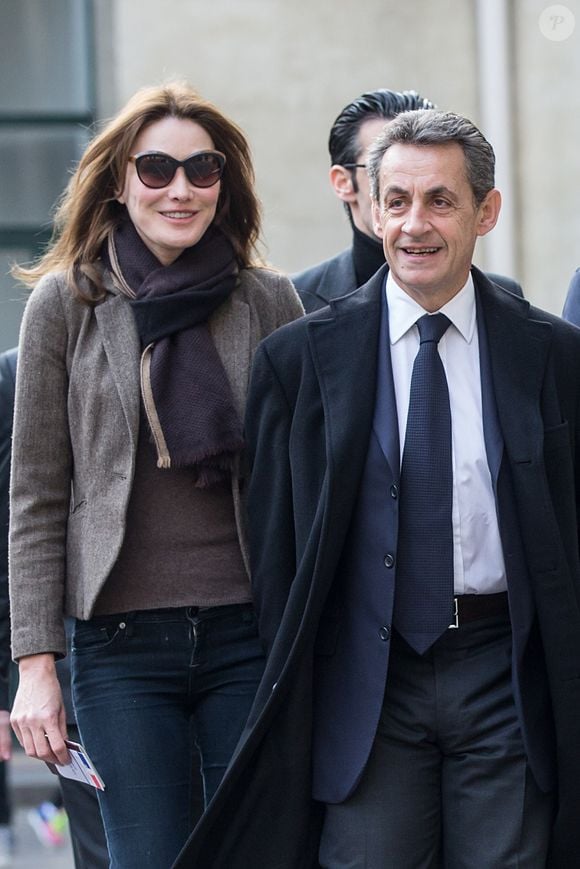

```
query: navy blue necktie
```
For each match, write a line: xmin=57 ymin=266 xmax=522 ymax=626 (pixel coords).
xmin=393 ymin=312 xmax=454 ymax=654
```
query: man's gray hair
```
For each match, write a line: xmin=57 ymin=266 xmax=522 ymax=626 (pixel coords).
xmin=367 ymin=110 xmax=495 ymax=206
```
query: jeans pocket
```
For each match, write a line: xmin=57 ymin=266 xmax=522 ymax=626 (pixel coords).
xmin=72 ymin=615 xmax=127 ymax=655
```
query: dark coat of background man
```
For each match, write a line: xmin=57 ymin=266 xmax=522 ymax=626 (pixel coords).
xmin=174 ymin=111 xmax=580 ymax=869
xmin=292 ymin=88 xmax=523 ymax=311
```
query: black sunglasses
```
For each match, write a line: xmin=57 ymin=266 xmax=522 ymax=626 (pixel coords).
xmin=128 ymin=150 xmax=226 ymax=189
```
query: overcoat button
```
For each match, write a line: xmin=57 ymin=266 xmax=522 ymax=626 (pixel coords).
xmin=390 ymin=484 xmax=399 ymax=499
xmin=383 ymin=553 xmax=394 ymax=568
xmin=379 ymin=626 xmax=391 ymax=641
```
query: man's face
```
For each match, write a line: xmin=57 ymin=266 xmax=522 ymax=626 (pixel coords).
xmin=330 ymin=117 xmax=387 ymax=239
xmin=350 ymin=118 xmax=388 ymax=236
xmin=372 ymin=142 xmax=500 ymax=311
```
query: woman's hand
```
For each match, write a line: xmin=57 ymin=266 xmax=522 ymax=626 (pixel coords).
xmin=10 ymin=653 xmax=70 ymax=765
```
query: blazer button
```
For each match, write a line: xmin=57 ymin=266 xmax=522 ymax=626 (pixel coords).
xmin=379 ymin=625 xmax=391 ymax=642
xmin=383 ymin=553 xmax=394 ymax=568
xmin=390 ymin=484 xmax=399 ymax=499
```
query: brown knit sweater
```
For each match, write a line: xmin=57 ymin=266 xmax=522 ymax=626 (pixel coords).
xmin=93 ymin=416 xmax=250 ymax=615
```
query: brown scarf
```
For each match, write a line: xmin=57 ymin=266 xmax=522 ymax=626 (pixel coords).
xmin=104 ymin=219 xmax=244 ymax=488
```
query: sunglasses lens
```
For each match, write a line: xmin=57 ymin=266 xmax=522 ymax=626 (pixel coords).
xmin=184 ymin=153 xmax=224 ymax=188
xmin=136 ymin=154 xmax=176 ymax=188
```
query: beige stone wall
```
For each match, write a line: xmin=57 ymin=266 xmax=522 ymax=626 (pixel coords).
xmin=514 ymin=0 xmax=580 ymax=311
xmin=97 ymin=0 xmax=580 ymax=312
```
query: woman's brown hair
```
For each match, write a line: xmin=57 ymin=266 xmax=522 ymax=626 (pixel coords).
xmin=13 ymin=82 xmax=263 ymax=300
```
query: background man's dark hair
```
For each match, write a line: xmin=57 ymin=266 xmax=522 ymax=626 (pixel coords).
xmin=328 ymin=89 xmax=437 ymax=168
xmin=367 ymin=109 xmax=496 ymax=206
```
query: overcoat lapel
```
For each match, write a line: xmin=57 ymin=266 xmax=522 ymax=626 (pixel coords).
xmin=474 ymin=269 xmax=552 ymax=464
xmin=474 ymin=270 xmax=562 ymax=580
xmin=307 ymin=268 xmax=386 ymax=544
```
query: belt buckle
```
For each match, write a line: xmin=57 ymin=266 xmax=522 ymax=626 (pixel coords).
xmin=449 ymin=597 xmax=459 ymax=629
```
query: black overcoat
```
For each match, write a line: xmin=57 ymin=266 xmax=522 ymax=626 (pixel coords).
xmin=175 ymin=266 xmax=580 ymax=869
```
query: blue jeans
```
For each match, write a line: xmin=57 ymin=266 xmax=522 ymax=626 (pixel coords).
xmin=72 ymin=603 xmax=264 ymax=869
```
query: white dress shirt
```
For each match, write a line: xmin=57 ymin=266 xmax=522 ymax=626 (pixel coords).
xmin=386 ymin=272 xmax=507 ymax=595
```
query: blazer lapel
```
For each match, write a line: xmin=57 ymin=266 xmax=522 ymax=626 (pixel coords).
xmin=94 ymin=289 xmax=141 ymax=446
xmin=210 ymin=292 xmax=251 ymax=421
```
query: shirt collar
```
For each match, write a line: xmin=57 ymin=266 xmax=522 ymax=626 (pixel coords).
xmin=385 ymin=270 xmax=476 ymax=345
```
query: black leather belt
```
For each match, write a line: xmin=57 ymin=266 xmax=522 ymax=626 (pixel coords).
xmin=449 ymin=592 xmax=509 ymax=629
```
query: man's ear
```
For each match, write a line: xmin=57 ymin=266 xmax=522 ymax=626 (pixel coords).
xmin=329 ymin=164 xmax=357 ymax=204
xmin=476 ymin=188 xmax=501 ymax=238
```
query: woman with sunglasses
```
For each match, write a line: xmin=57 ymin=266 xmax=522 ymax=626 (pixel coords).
xmin=8 ymin=81 xmax=303 ymax=868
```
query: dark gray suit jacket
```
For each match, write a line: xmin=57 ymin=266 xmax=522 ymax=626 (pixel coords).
xmin=293 ymin=246 xmax=524 ymax=313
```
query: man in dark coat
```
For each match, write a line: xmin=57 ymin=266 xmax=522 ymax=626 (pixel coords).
xmin=175 ymin=113 xmax=580 ymax=868
xmin=292 ymin=88 xmax=523 ymax=311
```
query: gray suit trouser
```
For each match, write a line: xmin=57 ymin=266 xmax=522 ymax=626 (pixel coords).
xmin=319 ymin=614 xmax=554 ymax=868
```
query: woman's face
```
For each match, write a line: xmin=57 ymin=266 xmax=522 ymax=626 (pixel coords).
xmin=117 ymin=116 xmax=221 ymax=265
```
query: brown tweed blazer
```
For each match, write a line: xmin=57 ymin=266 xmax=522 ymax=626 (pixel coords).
xmin=9 ymin=265 xmax=303 ymax=659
